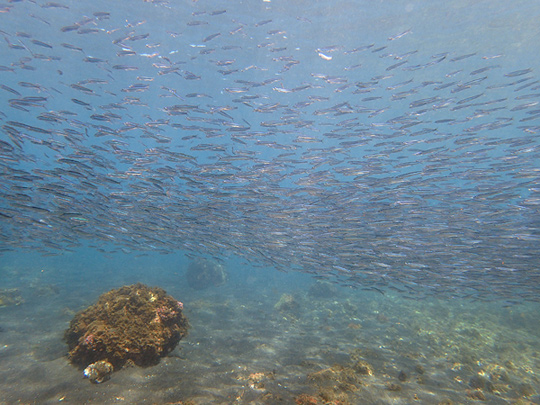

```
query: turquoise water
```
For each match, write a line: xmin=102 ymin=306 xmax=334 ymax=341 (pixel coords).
xmin=1 ymin=0 xmax=539 ymax=403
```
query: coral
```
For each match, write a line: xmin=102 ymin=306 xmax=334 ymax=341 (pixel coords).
xmin=65 ymin=283 xmax=189 ymax=371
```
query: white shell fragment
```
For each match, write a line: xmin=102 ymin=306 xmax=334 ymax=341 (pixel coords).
xmin=83 ymin=360 xmax=114 ymax=384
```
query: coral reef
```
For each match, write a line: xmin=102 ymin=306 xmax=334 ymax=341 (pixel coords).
xmin=185 ymin=258 xmax=228 ymax=290
xmin=65 ymin=283 xmax=189 ymax=373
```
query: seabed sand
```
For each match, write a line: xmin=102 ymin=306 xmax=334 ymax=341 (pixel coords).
xmin=0 ymin=262 xmax=539 ymax=405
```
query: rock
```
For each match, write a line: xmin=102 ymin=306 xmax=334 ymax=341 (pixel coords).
xmin=0 ymin=288 xmax=24 ymax=307
xmin=65 ymin=283 xmax=189 ymax=371
xmin=485 ymin=364 xmax=509 ymax=382
xmin=353 ymin=360 xmax=374 ymax=376
xmin=398 ymin=370 xmax=408 ymax=381
xmin=308 ymin=281 xmax=337 ymax=298
xmin=387 ymin=383 xmax=402 ymax=392
xmin=186 ymin=258 xmax=228 ymax=290
xmin=84 ymin=360 xmax=113 ymax=384
xmin=469 ymin=375 xmax=493 ymax=392
xmin=466 ymin=389 xmax=486 ymax=400
xmin=274 ymin=293 xmax=300 ymax=313
xmin=517 ymin=383 xmax=536 ymax=397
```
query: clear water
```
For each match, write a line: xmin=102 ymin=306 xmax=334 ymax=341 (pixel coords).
xmin=1 ymin=0 xmax=539 ymax=403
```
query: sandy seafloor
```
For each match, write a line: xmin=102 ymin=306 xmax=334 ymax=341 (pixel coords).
xmin=0 ymin=250 xmax=539 ymax=405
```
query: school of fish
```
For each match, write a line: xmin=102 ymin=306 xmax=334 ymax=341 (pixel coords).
xmin=1 ymin=0 xmax=539 ymax=303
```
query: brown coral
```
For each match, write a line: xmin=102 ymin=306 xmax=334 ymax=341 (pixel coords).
xmin=65 ymin=283 xmax=189 ymax=370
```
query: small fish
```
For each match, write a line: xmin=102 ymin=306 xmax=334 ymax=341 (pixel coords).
xmin=42 ymin=2 xmax=69 ymax=8
xmin=317 ymin=51 xmax=332 ymax=61
xmin=388 ymin=29 xmax=411 ymax=41
xmin=505 ymin=68 xmax=533 ymax=77
xmin=83 ymin=56 xmax=106 ymax=63
xmin=255 ymin=19 xmax=272 ymax=27
xmin=60 ymin=25 xmax=80 ymax=32
xmin=61 ymin=43 xmax=83 ymax=52
xmin=71 ymin=98 xmax=92 ymax=108
xmin=450 ymin=52 xmax=476 ymax=62
xmin=31 ymin=39 xmax=53 ymax=48
xmin=202 ymin=33 xmax=221 ymax=42
xmin=0 ymin=84 xmax=21 ymax=95
xmin=113 ymin=65 xmax=138 ymax=71
xmin=386 ymin=60 xmax=408 ymax=71
xmin=70 ymin=84 xmax=94 ymax=93
xmin=93 ymin=11 xmax=110 ymax=18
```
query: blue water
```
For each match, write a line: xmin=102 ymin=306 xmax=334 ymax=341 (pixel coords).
xmin=1 ymin=0 xmax=540 ymax=403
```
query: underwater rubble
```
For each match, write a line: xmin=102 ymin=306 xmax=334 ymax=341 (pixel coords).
xmin=0 ymin=288 xmax=24 ymax=307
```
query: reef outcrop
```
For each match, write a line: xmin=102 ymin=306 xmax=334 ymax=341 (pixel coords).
xmin=65 ymin=283 xmax=189 ymax=374
xmin=186 ymin=258 xmax=228 ymax=290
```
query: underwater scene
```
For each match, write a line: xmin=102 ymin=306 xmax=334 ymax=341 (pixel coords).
xmin=1 ymin=0 xmax=540 ymax=403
